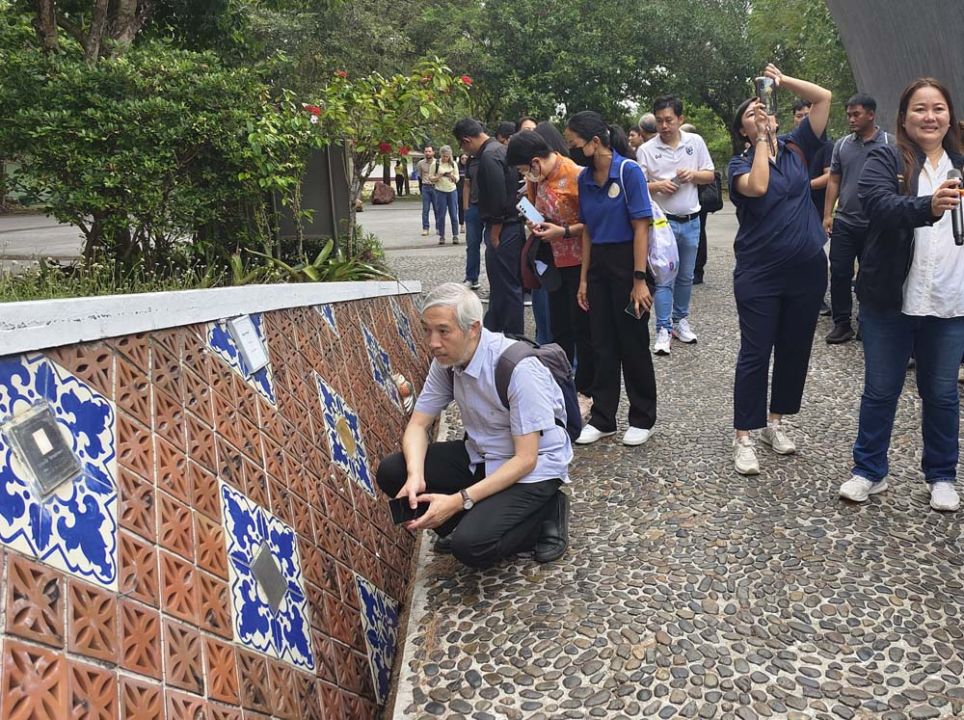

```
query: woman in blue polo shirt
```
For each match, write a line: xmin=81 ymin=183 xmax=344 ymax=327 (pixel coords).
xmin=727 ymin=65 xmax=831 ymax=475
xmin=564 ymin=111 xmax=657 ymax=447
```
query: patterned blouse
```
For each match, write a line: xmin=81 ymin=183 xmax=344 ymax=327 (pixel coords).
xmin=528 ymin=155 xmax=584 ymax=268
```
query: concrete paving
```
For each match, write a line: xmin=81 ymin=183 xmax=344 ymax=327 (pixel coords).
xmin=381 ymin=204 xmax=964 ymax=720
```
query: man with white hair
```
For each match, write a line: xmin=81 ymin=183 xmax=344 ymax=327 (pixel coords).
xmin=376 ymin=282 xmax=573 ymax=568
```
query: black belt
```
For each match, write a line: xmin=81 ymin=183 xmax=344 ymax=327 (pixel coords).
xmin=666 ymin=212 xmax=699 ymax=223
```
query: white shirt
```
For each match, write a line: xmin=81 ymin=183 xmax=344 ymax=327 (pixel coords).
xmin=903 ymin=151 xmax=964 ymax=318
xmin=636 ymin=131 xmax=714 ymax=215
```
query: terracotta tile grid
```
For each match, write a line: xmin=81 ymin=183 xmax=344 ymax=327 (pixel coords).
xmin=46 ymin=341 xmax=116 ymax=401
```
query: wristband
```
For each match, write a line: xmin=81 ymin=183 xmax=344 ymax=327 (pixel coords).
xmin=756 ymin=137 xmax=768 ymax=143
xmin=563 ymin=224 xmax=570 ymax=238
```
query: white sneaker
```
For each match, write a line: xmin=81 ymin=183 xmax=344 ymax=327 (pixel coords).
xmin=930 ymin=482 xmax=960 ymax=511
xmin=760 ymin=423 xmax=796 ymax=455
xmin=733 ymin=436 xmax=760 ymax=475
xmin=623 ymin=426 xmax=654 ymax=446
xmin=421 ymin=229 xmax=429 ymax=236
xmin=654 ymin=328 xmax=671 ymax=355
xmin=673 ymin=318 xmax=698 ymax=343
xmin=839 ymin=475 xmax=887 ymax=502
xmin=575 ymin=425 xmax=615 ymax=445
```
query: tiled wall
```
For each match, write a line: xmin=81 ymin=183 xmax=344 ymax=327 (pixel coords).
xmin=0 ymin=293 xmax=427 ymax=719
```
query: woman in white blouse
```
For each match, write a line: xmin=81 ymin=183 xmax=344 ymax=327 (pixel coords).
xmin=839 ymin=78 xmax=964 ymax=512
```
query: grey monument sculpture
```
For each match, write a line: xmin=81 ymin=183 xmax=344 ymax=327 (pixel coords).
xmin=826 ymin=0 xmax=964 ymax=132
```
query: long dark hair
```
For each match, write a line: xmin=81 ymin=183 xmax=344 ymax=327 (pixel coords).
xmin=534 ymin=121 xmax=569 ymax=157
xmin=896 ymin=77 xmax=961 ymax=194
xmin=566 ymin=111 xmax=632 ymax=158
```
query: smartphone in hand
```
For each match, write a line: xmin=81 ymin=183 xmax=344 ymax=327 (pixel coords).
xmin=389 ymin=497 xmax=429 ymax=524
xmin=624 ymin=300 xmax=643 ymax=320
xmin=517 ymin=197 xmax=545 ymax=225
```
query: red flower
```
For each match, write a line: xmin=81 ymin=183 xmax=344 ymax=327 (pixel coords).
xmin=460 ymin=74 xmax=473 ymax=86
xmin=378 ymin=142 xmax=392 ymax=154
xmin=398 ymin=145 xmax=411 ymax=156
xmin=303 ymin=104 xmax=321 ymax=116
xmin=334 ymin=70 xmax=348 ymax=79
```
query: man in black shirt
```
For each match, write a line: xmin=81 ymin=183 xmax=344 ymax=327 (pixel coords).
xmin=453 ymin=118 xmax=524 ymax=334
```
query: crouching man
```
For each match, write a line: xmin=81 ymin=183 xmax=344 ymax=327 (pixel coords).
xmin=376 ymin=282 xmax=572 ymax=568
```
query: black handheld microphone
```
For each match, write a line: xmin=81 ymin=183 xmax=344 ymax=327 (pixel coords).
xmin=948 ymin=169 xmax=964 ymax=246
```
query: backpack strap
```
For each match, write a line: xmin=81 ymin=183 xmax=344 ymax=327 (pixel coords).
xmin=494 ymin=341 xmax=538 ymax=409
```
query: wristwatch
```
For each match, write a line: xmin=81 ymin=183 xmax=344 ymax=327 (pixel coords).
xmin=459 ymin=489 xmax=475 ymax=510
xmin=633 ymin=270 xmax=647 ymax=280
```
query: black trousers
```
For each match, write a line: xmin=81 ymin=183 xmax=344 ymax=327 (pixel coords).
xmin=483 ymin=222 xmax=525 ymax=335
xmin=733 ymin=250 xmax=827 ymax=430
xmin=375 ymin=441 xmax=561 ymax=569
xmin=829 ymin=218 xmax=865 ymax=326
xmin=695 ymin=209 xmax=709 ymax=278
xmin=548 ymin=265 xmax=594 ymax=396
xmin=586 ymin=242 xmax=658 ymax=432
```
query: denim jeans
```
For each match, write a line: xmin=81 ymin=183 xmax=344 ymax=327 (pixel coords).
xmin=532 ymin=287 xmax=552 ymax=345
xmin=421 ymin=186 xmax=436 ymax=231
xmin=464 ymin=205 xmax=482 ymax=283
xmin=853 ymin=307 xmax=964 ymax=484
xmin=654 ymin=216 xmax=701 ymax=331
xmin=434 ymin=189 xmax=459 ymax=239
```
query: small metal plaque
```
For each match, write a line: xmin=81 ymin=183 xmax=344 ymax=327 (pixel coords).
xmin=2 ymin=403 xmax=83 ymax=497
xmin=227 ymin=315 xmax=270 ymax=375
xmin=251 ymin=542 xmax=287 ymax=612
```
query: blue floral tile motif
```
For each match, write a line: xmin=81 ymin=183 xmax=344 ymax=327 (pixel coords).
xmin=361 ymin=324 xmax=401 ymax=409
xmin=355 ymin=573 xmax=400 ymax=706
xmin=313 ymin=374 xmax=374 ymax=496
xmin=219 ymin=481 xmax=315 ymax=671
xmin=315 ymin=304 xmax=339 ymax=335
xmin=391 ymin=298 xmax=419 ymax=358
xmin=207 ymin=313 xmax=276 ymax=405
xmin=0 ymin=354 xmax=118 ymax=589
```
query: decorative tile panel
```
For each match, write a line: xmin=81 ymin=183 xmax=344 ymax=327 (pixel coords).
xmin=355 ymin=573 xmax=401 ymax=706
xmin=391 ymin=297 xmax=420 ymax=357
xmin=220 ymin=480 xmax=315 ymax=671
xmin=314 ymin=374 xmax=374 ymax=497
xmin=207 ymin=314 xmax=276 ymax=405
xmin=361 ymin=325 xmax=402 ymax=410
xmin=315 ymin=304 xmax=339 ymax=335
xmin=0 ymin=353 xmax=119 ymax=589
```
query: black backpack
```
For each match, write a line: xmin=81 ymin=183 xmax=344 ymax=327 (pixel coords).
xmin=494 ymin=336 xmax=582 ymax=442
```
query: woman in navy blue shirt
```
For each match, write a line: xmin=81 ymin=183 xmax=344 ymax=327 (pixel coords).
xmin=727 ymin=65 xmax=832 ymax=475
xmin=564 ymin=111 xmax=657 ymax=448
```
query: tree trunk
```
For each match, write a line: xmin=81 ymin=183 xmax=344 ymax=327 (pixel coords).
xmin=85 ymin=0 xmax=111 ymax=63
xmin=33 ymin=0 xmax=58 ymax=52
xmin=292 ymin=182 xmax=304 ymax=259
xmin=109 ymin=0 xmax=155 ymax=55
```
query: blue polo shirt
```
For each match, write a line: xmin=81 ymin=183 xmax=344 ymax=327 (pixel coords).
xmin=578 ymin=152 xmax=653 ymax=244
xmin=727 ymin=116 xmax=826 ymax=276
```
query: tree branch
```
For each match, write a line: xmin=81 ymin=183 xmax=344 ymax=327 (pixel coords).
xmin=33 ymin=0 xmax=59 ymax=52
xmin=86 ymin=0 xmax=111 ymax=62
xmin=55 ymin=14 xmax=90 ymax=53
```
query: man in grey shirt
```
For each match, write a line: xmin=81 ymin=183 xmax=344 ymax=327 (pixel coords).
xmin=823 ymin=94 xmax=893 ymax=344
xmin=375 ymin=283 xmax=572 ymax=568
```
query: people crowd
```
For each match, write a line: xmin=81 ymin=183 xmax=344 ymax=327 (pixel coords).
xmin=385 ymin=67 xmax=963 ymax=571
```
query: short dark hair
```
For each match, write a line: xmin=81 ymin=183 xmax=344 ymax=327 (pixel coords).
xmin=516 ymin=115 xmax=538 ymax=131
xmin=791 ymin=98 xmax=812 ymax=114
xmin=653 ymin=95 xmax=683 ymax=117
xmin=496 ymin=121 xmax=517 ymax=139
xmin=846 ymin=93 xmax=877 ymax=113
xmin=452 ymin=118 xmax=485 ymax=142
xmin=505 ymin=130 xmax=552 ymax=166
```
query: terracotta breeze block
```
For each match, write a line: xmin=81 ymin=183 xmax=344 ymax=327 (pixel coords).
xmin=166 ymin=688 xmax=208 ymax=720
xmin=67 ymin=660 xmax=117 ymax=720
xmin=118 ymin=466 xmax=157 ymax=542
xmin=196 ymin=571 xmax=232 ymax=640
xmin=119 ymin=675 xmax=163 ymax=720
xmin=118 ymin=530 xmax=159 ymax=608
xmin=159 ymin=549 xmax=197 ymax=625
xmin=162 ymin=618 xmax=204 ymax=695
xmin=119 ymin=598 xmax=162 ymax=679
xmin=67 ymin=579 xmax=118 ymax=663
xmin=6 ymin=553 xmax=65 ymax=648
xmin=156 ymin=490 xmax=195 ymax=562
xmin=194 ymin=511 xmax=227 ymax=579
xmin=236 ymin=649 xmax=271 ymax=714
xmin=203 ymin=637 xmax=239 ymax=704
xmin=2 ymin=639 xmax=68 ymax=720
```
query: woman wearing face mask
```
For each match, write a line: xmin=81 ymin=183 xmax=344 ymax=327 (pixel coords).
xmin=838 ymin=78 xmax=964 ymax=512
xmin=430 ymin=145 xmax=461 ymax=245
xmin=727 ymin=65 xmax=831 ymax=476
xmin=564 ymin=111 xmax=657 ymax=447
xmin=506 ymin=126 xmax=593 ymax=414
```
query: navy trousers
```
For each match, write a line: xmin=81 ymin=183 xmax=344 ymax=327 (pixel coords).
xmin=483 ymin=221 xmax=525 ymax=335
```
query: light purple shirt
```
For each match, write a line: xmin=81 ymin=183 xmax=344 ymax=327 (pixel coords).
xmin=414 ymin=329 xmax=572 ymax=483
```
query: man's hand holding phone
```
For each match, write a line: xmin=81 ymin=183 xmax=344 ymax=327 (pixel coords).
xmin=405 ymin=493 xmax=462 ymax=531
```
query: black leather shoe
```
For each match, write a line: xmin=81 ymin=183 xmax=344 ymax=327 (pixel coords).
xmin=433 ymin=534 xmax=453 ymax=554
xmin=692 ymin=273 xmax=704 ymax=285
xmin=819 ymin=301 xmax=832 ymax=317
xmin=534 ymin=492 xmax=569 ymax=563
xmin=826 ymin=323 xmax=854 ymax=344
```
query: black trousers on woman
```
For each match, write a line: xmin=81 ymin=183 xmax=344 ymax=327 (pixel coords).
xmin=548 ymin=265 xmax=594 ymax=396
xmin=733 ymin=250 xmax=827 ymax=430
xmin=586 ymin=241 xmax=658 ymax=432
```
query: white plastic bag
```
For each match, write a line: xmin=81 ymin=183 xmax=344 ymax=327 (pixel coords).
xmin=619 ymin=160 xmax=679 ymax=286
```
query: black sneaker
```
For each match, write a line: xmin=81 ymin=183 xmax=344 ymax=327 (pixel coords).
xmin=819 ymin=301 xmax=832 ymax=317
xmin=433 ymin=534 xmax=453 ymax=554
xmin=826 ymin=323 xmax=854 ymax=344
xmin=692 ymin=273 xmax=704 ymax=285
xmin=534 ymin=491 xmax=569 ymax=563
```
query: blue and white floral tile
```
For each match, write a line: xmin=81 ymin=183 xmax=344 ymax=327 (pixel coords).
xmin=220 ymin=480 xmax=315 ymax=671
xmin=207 ymin=313 xmax=277 ymax=405
xmin=361 ymin=324 xmax=401 ymax=410
xmin=313 ymin=374 xmax=374 ymax=496
xmin=355 ymin=573 xmax=400 ymax=706
xmin=315 ymin=304 xmax=339 ymax=335
xmin=391 ymin=297 xmax=420 ymax=358
xmin=0 ymin=353 xmax=118 ymax=589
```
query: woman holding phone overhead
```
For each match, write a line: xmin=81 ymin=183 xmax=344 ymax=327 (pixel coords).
xmin=564 ymin=111 xmax=658 ymax=448
xmin=727 ymin=65 xmax=831 ymax=475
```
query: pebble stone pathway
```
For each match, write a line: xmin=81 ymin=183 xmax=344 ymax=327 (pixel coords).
xmin=384 ymin=214 xmax=964 ymax=720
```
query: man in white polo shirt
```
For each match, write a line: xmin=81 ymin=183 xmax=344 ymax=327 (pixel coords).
xmin=637 ymin=96 xmax=715 ymax=355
